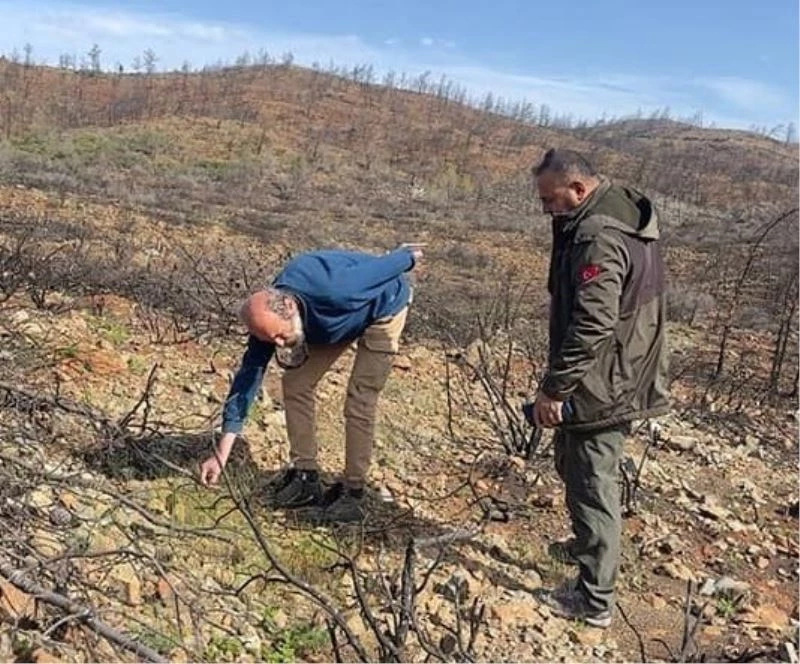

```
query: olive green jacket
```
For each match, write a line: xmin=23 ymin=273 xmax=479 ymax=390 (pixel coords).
xmin=543 ymin=178 xmax=670 ymax=431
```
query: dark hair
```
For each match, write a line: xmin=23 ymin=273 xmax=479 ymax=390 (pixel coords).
xmin=532 ymin=148 xmax=597 ymax=178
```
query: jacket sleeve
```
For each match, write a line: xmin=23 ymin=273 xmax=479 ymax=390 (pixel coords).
xmin=541 ymin=232 xmax=629 ymax=400
xmin=221 ymin=335 xmax=275 ymax=434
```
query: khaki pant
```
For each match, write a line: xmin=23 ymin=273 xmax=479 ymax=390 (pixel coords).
xmin=554 ymin=424 xmax=630 ymax=612
xmin=281 ymin=308 xmax=408 ymax=488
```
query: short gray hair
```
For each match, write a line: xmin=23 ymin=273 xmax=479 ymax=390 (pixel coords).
xmin=238 ymin=287 xmax=296 ymax=323
xmin=263 ymin=287 xmax=295 ymax=320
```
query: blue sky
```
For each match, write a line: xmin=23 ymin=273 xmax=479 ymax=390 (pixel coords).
xmin=1 ymin=0 xmax=797 ymax=131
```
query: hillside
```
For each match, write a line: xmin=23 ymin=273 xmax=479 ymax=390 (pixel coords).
xmin=0 ymin=60 xmax=796 ymax=213
xmin=0 ymin=59 xmax=797 ymax=663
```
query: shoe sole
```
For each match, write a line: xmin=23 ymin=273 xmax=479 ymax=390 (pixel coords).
xmin=305 ymin=513 xmax=363 ymax=526
xmin=584 ymin=615 xmax=612 ymax=628
xmin=306 ymin=503 xmax=365 ymax=524
xmin=544 ymin=592 xmax=612 ymax=628
xmin=315 ymin=514 xmax=363 ymax=524
xmin=273 ymin=491 xmax=323 ymax=509
xmin=275 ymin=499 xmax=320 ymax=509
xmin=549 ymin=605 xmax=612 ymax=629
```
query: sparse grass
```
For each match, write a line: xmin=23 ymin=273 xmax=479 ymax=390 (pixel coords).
xmin=54 ymin=343 xmax=80 ymax=360
xmin=6 ymin=128 xmax=151 ymax=174
xmin=439 ymin=244 xmax=492 ymax=270
xmin=10 ymin=633 xmax=34 ymax=662
xmin=65 ymin=530 xmax=90 ymax=554
xmin=133 ymin=627 xmax=182 ymax=658
xmin=89 ymin=315 xmax=130 ymax=346
xmin=127 ymin=355 xmax=149 ymax=375
xmin=79 ymin=385 xmax=96 ymax=404
xmin=282 ymin=532 xmax=340 ymax=583
xmin=261 ymin=620 xmax=329 ymax=663
xmin=0 ymin=122 xmax=270 ymax=212
xmin=204 ymin=634 xmax=243 ymax=662
xmin=715 ymin=596 xmax=738 ymax=619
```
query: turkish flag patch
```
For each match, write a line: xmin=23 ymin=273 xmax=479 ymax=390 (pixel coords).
xmin=578 ymin=264 xmax=602 ymax=285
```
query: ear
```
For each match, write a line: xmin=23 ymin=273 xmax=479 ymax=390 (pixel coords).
xmin=570 ymin=180 xmax=587 ymax=198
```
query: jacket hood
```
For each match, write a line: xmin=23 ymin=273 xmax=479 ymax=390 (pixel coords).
xmin=564 ymin=177 xmax=660 ymax=241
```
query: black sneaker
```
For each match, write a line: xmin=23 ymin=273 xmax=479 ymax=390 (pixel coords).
xmin=551 ymin=574 xmax=580 ymax=601
xmin=273 ymin=469 xmax=322 ymax=508
xmin=264 ymin=467 xmax=296 ymax=494
xmin=313 ymin=483 xmax=365 ymax=523
xmin=543 ymin=586 xmax=612 ymax=628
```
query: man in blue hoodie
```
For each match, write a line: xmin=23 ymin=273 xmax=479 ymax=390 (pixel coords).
xmin=198 ymin=244 xmax=423 ymax=523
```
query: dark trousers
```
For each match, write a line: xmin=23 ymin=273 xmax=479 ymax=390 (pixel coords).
xmin=554 ymin=424 xmax=629 ymax=612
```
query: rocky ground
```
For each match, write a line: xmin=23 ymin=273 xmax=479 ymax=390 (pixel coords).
xmin=0 ymin=57 xmax=796 ymax=662
xmin=0 ymin=175 xmax=796 ymax=664
xmin=0 ymin=288 xmax=797 ymax=663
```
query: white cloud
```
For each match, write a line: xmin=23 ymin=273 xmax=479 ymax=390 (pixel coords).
xmin=419 ymin=37 xmax=456 ymax=50
xmin=695 ymin=76 xmax=788 ymax=112
xmin=81 ymin=14 xmax=172 ymax=38
xmin=180 ymin=22 xmax=239 ymax=42
xmin=0 ymin=1 xmax=792 ymax=130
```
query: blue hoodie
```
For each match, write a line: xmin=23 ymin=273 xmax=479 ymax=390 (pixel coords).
xmin=221 ymin=248 xmax=414 ymax=434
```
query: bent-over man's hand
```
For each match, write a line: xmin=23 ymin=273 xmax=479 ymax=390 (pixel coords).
xmin=200 ymin=433 xmax=236 ymax=487
xmin=534 ymin=392 xmax=564 ymax=429
xmin=199 ymin=456 xmax=224 ymax=486
xmin=399 ymin=242 xmax=426 ymax=263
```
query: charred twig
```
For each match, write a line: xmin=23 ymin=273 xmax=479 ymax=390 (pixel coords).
xmin=652 ymin=638 xmax=676 ymax=661
xmin=395 ymin=539 xmax=416 ymax=657
xmin=0 ymin=560 xmax=167 ymax=663
xmin=349 ymin=554 xmax=399 ymax=660
xmin=629 ymin=421 xmax=659 ymax=507
xmin=618 ymin=601 xmax=648 ymax=662
xmin=679 ymin=581 xmax=707 ymax=662
xmin=42 ymin=609 xmax=92 ymax=638
xmin=464 ymin=598 xmax=485 ymax=658
xmin=443 ymin=348 xmax=459 ymax=444
xmin=116 ymin=363 xmax=160 ymax=433
xmin=218 ymin=470 xmax=372 ymax=663
xmin=0 ymin=452 xmax=237 ymax=542
xmin=415 ymin=547 xmax=448 ymax=596
xmin=0 ymin=381 xmax=111 ymax=429
xmin=327 ymin=618 xmax=344 ymax=664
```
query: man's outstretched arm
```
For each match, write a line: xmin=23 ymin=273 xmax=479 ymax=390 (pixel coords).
xmin=199 ymin=335 xmax=274 ymax=485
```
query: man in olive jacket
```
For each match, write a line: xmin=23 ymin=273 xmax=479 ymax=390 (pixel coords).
xmin=531 ymin=148 xmax=669 ymax=627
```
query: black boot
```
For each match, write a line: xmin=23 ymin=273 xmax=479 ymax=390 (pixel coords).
xmin=273 ymin=469 xmax=323 ymax=508
xmin=313 ymin=483 xmax=366 ymax=523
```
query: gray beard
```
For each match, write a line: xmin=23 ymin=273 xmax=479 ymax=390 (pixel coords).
xmin=275 ymin=312 xmax=307 ymax=368
xmin=287 ymin=311 xmax=305 ymax=347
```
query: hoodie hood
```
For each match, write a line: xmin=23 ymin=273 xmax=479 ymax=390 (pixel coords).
xmin=563 ymin=177 xmax=660 ymax=241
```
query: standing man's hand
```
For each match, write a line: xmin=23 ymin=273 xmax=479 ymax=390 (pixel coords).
xmin=533 ymin=392 xmax=564 ymax=428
